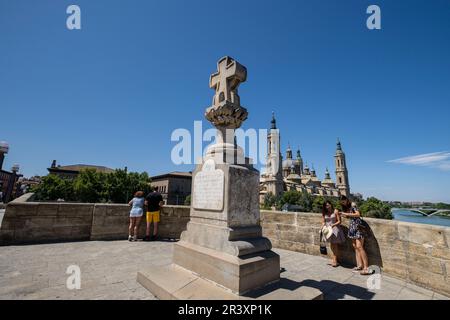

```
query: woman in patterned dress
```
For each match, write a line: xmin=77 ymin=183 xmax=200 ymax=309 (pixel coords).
xmin=340 ymin=197 xmax=371 ymax=275
xmin=321 ymin=201 xmax=345 ymax=267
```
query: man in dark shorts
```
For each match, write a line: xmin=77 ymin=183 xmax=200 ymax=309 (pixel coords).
xmin=144 ymin=187 xmax=164 ymax=241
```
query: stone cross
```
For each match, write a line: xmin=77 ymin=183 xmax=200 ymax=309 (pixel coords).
xmin=205 ymin=56 xmax=248 ymax=132
xmin=209 ymin=56 xmax=247 ymax=108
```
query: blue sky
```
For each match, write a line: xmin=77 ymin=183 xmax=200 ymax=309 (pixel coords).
xmin=1 ymin=0 xmax=449 ymax=202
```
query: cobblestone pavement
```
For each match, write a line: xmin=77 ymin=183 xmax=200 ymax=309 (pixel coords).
xmin=0 ymin=240 xmax=448 ymax=300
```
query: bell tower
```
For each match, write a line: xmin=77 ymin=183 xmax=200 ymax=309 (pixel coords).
xmin=265 ymin=112 xmax=284 ymax=196
xmin=334 ymin=139 xmax=350 ymax=197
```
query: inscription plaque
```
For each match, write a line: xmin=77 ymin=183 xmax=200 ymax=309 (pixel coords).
xmin=193 ymin=159 xmax=224 ymax=211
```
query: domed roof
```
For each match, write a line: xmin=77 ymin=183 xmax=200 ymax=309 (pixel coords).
xmin=287 ymin=173 xmax=302 ymax=182
xmin=282 ymin=158 xmax=294 ymax=169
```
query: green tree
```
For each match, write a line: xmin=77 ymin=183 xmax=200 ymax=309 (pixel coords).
xmin=312 ymin=195 xmax=326 ymax=213
xmin=105 ymin=170 xmax=151 ymax=203
xmin=278 ymin=190 xmax=313 ymax=212
xmin=359 ymin=197 xmax=393 ymax=220
xmin=280 ymin=190 xmax=302 ymax=206
xmin=184 ymin=195 xmax=191 ymax=206
xmin=313 ymin=196 xmax=342 ymax=213
xmin=32 ymin=169 xmax=152 ymax=203
xmin=31 ymin=174 xmax=75 ymax=201
xmin=73 ymin=169 xmax=107 ymax=203
xmin=262 ymin=192 xmax=277 ymax=210
xmin=297 ymin=190 xmax=313 ymax=212
xmin=436 ymin=202 xmax=450 ymax=210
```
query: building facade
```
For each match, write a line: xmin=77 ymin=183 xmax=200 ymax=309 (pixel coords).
xmin=260 ymin=114 xmax=350 ymax=203
xmin=47 ymin=160 xmax=115 ymax=178
xmin=150 ymin=171 xmax=192 ymax=205
xmin=0 ymin=142 xmax=23 ymax=203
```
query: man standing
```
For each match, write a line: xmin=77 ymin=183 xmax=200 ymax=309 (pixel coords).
xmin=144 ymin=187 xmax=164 ymax=241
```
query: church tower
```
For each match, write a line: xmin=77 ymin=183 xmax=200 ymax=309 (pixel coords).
xmin=264 ymin=112 xmax=284 ymax=196
xmin=282 ymin=144 xmax=293 ymax=177
xmin=334 ymin=139 xmax=350 ymax=197
xmin=294 ymin=148 xmax=303 ymax=175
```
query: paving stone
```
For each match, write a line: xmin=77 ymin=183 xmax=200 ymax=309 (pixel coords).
xmin=396 ymin=287 xmax=433 ymax=300
xmin=0 ymin=240 xmax=448 ymax=300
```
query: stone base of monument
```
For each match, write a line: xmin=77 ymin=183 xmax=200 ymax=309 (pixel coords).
xmin=172 ymin=241 xmax=280 ymax=294
xmin=137 ymin=263 xmax=323 ymax=300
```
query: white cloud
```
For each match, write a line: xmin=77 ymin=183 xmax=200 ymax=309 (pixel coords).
xmin=387 ymin=151 xmax=450 ymax=172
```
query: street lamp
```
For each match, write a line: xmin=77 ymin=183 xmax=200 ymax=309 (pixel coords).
xmin=5 ymin=163 xmax=19 ymax=203
xmin=0 ymin=141 xmax=9 ymax=170
xmin=11 ymin=164 xmax=19 ymax=173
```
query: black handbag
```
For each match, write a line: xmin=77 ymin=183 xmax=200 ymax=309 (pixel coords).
xmin=319 ymin=230 xmax=327 ymax=255
xmin=351 ymin=207 xmax=366 ymax=233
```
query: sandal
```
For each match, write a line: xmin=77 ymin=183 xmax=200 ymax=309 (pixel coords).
xmin=360 ymin=269 xmax=374 ymax=276
xmin=352 ymin=266 xmax=363 ymax=272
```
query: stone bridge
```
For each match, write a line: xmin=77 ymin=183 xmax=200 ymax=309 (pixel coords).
xmin=1 ymin=194 xmax=449 ymax=299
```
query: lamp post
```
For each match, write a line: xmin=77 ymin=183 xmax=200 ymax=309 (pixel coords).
xmin=0 ymin=141 xmax=9 ymax=171
xmin=124 ymin=166 xmax=129 ymax=203
xmin=5 ymin=164 xmax=19 ymax=203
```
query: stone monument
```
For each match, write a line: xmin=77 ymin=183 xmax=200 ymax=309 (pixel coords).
xmin=172 ymin=56 xmax=280 ymax=295
xmin=137 ymin=57 xmax=322 ymax=299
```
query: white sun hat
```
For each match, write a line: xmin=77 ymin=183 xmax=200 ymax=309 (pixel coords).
xmin=321 ymin=225 xmax=334 ymax=240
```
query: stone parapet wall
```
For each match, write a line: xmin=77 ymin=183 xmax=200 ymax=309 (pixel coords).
xmin=1 ymin=194 xmax=449 ymax=296
xmin=0 ymin=194 xmax=189 ymax=244
xmin=261 ymin=210 xmax=450 ymax=297
xmin=0 ymin=193 xmax=93 ymax=244
xmin=90 ymin=204 xmax=189 ymax=240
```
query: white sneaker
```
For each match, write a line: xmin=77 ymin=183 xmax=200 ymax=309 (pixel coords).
xmin=133 ymin=235 xmax=137 ymax=241
xmin=128 ymin=235 xmax=133 ymax=241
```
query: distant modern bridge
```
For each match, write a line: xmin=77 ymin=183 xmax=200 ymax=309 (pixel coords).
xmin=400 ymin=208 xmax=450 ymax=217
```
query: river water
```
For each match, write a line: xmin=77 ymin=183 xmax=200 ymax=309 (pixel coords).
xmin=392 ymin=208 xmax=450 ymax=227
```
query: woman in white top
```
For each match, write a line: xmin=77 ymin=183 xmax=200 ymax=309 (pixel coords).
xmin=128 ymin=191 xmax=145 ymax=241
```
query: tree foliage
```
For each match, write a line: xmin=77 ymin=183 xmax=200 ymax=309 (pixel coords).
xmin=31 ymin=174 xmax=75 ymax=202
xmin=184 ymin=195 xmax=191 ymax=206
xmin=359 ymin=197 xmax=392 ymax=219
xmin=32 ymin=169 xmax=151 ymax=203
xmin=73 ymin=169 xmax=108 ymax=203
xmin=262 ymin=192 xmax=278 ymax=210
xmin=260 ymin=190 xmax=392 ymax=220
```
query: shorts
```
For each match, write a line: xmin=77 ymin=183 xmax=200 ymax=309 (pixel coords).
xmin=130 ymin=208 xmax=143 ymax=218
xmin=146 ymin=211 xmax=160 ymax=223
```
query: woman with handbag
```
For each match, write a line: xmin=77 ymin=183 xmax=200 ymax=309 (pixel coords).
xmin=340 ymin=197 xmax=371 ymax=275
xmin=321 ymin=201 xmax=345 ymax=267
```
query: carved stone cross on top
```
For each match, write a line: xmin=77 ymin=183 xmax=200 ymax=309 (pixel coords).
xmin=209 ymin=56 xmax=247 ymax=108
xmin=205 ymin=56 xmax=248 ymax=131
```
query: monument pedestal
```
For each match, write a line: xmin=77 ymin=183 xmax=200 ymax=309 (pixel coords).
xmin=173 ymin=241 xmax=280 ymax=295
xmin=175 ymin=157 xmax=281 ymax=295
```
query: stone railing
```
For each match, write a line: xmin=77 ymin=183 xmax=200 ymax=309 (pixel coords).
xmin=1 ymin=194 xmax=449 ymax=296
xmin=0 ymin=193 xmax=189 ymax=244
xmin=260 ymin=210 xmax=450 ymax=297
